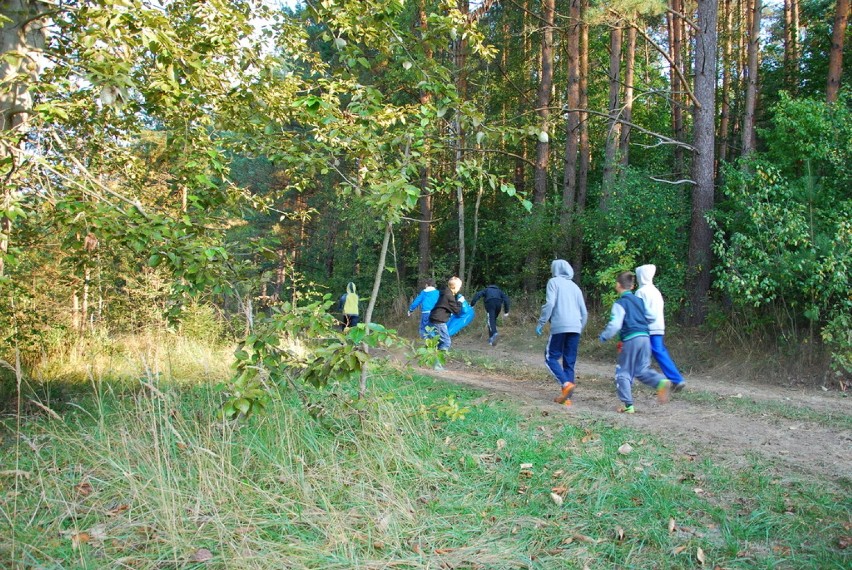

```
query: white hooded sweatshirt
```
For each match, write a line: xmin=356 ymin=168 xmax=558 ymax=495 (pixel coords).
xmin=635 ymin=264 xmax=665 ymax=335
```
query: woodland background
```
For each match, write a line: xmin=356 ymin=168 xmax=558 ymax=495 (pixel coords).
xmin=1 ymin=0 xmax=850 ymax=398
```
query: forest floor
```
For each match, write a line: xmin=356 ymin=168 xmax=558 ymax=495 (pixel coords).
xmin=408 ymin=331 xmax=851 ymax=485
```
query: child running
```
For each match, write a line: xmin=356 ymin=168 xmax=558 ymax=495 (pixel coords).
xmin=598 ymin=271 xmax=671 ymax=413
xmin=408 ymin=278 xmax=440 ymax=339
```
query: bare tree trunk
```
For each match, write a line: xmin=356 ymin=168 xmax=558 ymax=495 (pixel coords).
xmin=741 ymin=0 xmax=761 ymax=157
xmin=669 ymin=0 xmax=686 ymax=175
xmin=533 ymin=0 xmax=555 ymax=206
xmin=359 ymin=222 xmax=392 ymax=396
xmin=0 ymin=0 xmax=47 ymax=277
xmin=465 ymin=176 xmax=484 ymax=287
xmin=687 ymin=0 xmax=719 ymax=325
xmin=455 ymin=0 xmax=469 ymax=281
xmin=784 ymin=0 xmax=794 ymax=88
xmin=417 ymin=0 xmax=432 ymax=281
xmin=601 ymin=24 xmax=623 ymax=210
xmin=826 ymin=0 xmax=849 ymax=103
xmin=619 ymin=25 xmax=637 ymax=172
xmin=574 ymin=1 xmax=590 ymax=279
xmin=524 ymin=0 xmax=555 ymax=293
xmin=718 ymin=0 xmax=733 ymax=165
xmin=561 ymin=0 xmax=581 ymax=225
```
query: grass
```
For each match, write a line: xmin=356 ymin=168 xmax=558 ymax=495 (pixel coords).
xmin=1 ymin=338 xmax=850 ymax=569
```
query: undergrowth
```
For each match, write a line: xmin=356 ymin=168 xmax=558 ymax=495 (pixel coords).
xmin=1 ymin=352 xmax=849 ymax=569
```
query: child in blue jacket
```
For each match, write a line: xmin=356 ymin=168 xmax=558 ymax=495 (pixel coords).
xmin=408 ymin=278 xmax=440 ymax=339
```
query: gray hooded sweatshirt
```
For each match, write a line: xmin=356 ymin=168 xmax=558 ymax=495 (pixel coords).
xmin=537 ymin=260 xmax=588 ymax=334
xmin=635 ymin=264 xmax=665 ymax=335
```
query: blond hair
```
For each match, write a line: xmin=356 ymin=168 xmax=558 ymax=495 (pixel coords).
xmin=448 ymin=276 xmax=462 ymax=293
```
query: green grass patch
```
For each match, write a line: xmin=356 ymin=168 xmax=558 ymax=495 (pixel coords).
xmin=1 ymin=368 xmax=849 ymax=569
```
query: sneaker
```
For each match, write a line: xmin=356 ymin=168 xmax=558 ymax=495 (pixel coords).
xmin=554 ymin=382 xmax=575 ymax=404
xmin=671 ymin=381 xmax=687 ymax=393
xmin=434 ymin=363 xmax=444 ymax=372
xmin=617 ymin=404 xmax=635 ymax=414
xmin=656 ymin=379 xmax=671 ymax=404
xmin=490 ymin=332 xmax=499 ymax=346
xmin=560 ymin=399 xmax=573 ymax=408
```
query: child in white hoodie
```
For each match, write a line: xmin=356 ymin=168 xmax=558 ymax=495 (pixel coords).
xmin=635 ymin=264 xmax=686 ymax=391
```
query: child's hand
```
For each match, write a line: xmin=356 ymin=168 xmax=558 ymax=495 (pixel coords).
xmin=535 ymin=325 xmax=543 ymax=336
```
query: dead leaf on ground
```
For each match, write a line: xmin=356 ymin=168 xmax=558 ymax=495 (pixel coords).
xmin=107 ymin=504 xmax=129 ymax=516
xmin=496 ymin=439 xmax=506 ymax=450
xmin=519 ymin=470 xmax=533 ymax=478
xmin=75 ymin=481 xmax=93 ymax=496
xmin=615 ymin=526 xmax=625 ymax=541
xmin=837 ymin=535 xmax=851 ymax=549
xmin=552 ymin=469 xmax=564 ymax=478
xmin=673 ymin=545 xmax=687 ymax=555
xmin=618 ymin=443 xmax=633 ymax=455
xmin=520 ymin=462 xmax=533 ymax=469
xmin=697 ymin=546 xmax=706 ymax=565
xmin=550 ymin=493 xmax=563 ymax=506
xmin=191 ymin=548 xmax=213 ymax=562
xmin=373 ymin=541 xmax=384 ymax=549
xmin=668 ymin=518 xmax=676 ymax=533
xmin=551 ymin=486 xmax=568 ymax=494
xmin=435 ymin=548 xmax=455 ymax=554
xmin=581 ymin=433 xmax=597 ymax=443
xmin=572 ymin=533 xmax=597 ymax=544
xmin=70 ymin=532 xmax=90 ymax=549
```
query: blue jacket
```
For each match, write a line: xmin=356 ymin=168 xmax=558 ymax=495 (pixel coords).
xmin=537 ymin=260 xmax=587 ymax=334
xmin=409 ymin=286 xmax=439 ymax=313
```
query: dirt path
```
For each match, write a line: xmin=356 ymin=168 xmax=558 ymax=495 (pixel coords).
xmin=415 ymin=336 xmax=852 ymax=483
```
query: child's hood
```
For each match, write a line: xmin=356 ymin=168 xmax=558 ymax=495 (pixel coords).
xmin=347 ymin=282 xmax=357 ymax=294
xmin=635 ymin=264 xmax=656 ymax=287
xmin=550 ymin=259 xmax=574 ymax=280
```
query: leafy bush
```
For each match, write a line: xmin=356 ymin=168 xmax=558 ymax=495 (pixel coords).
xmin=584 ymin=168 xmax=689 ymax=308
xmin=710 ymin=162 xmax=851 ymax=379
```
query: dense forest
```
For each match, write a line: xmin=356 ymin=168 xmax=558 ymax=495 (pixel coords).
xmin=1 ymin=0 xmax=850 ymax=398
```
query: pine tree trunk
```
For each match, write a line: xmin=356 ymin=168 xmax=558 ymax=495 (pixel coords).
xmin=524 ymin=0 xmax=555 ymax=293
xmin=455 ymin=0 xmax=469 ymax=280
xmin=561 ymin=0 xmax=581 ymax=224
xmin=574 ymin=1 xmax=590 ymax=279
xmin=601 ymin=24 xmax=623 ymax=210
xmin=826 ymin=0 xmax=849 ymax=103
xmin=741 ymin=0 xmax=761 ymax=157
xmin=618 ymin=26 xmax=636 ymax=173
xmin=687 ymin=0 xmax=719 ymax=325
xmin=718 ymin=0 xmax=733 ymax=165
xmin=417 ymin=0 xmax=432 ymax=281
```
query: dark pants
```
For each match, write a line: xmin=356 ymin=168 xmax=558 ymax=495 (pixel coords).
xmin=484 ymin=302 xmax=501 ymax=337
xmin=545 ymin=332 xmax=580 ymax=387
xmin=341 ymin=314 xmax=360 ymax=330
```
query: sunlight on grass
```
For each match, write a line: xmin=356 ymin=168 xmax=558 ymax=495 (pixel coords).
xmin=1 ymin=338 xmax=849 ymax=568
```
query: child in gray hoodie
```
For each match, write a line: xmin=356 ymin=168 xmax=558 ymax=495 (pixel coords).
xmin=536 ymin=260 xmax=588 ymax=406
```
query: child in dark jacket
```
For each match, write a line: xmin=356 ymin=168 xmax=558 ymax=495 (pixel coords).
xmin=471 ymin=284 xmax=510 ymax=346
xmin=428 ymin=277 xmax=462 ymax=364
xmin=599 ymin=271 xmax=671 ymax=413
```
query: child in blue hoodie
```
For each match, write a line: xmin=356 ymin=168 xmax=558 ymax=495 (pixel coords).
xmin=408 ymin=278 xmax=440 ymax=339
xmin=599 ymin=271 xmax=671 ymax=413
xmin=536 ymin=260 xmax=588 ymax=406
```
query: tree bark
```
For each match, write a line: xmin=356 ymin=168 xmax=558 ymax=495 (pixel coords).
xmin=359 ymin=222 xmax=392 ymax=396
xmin=618 ymin=25 xmax=637 ymax=172
xmin=826 ymin=0 xmax=849 ymax=103
xmin=741 ymin=0 xmax=761 ymax=157
xmin=524 ymin=0 xmax=555 ymax=293
xmin=417 ymin=0 xmax=433 ymax=281
xmin=668 ymin=0 xmax=686 ymax=176
xmin=687 ymin=0 xmax=719 ymax=325
xmin=601 ymin=24 xmax=623 ymax=210
xmin=561 ymin=0 xmax=581 ymax=224
xmin=574 ymin=0 xmax=590 ymax=279
xmin=718 ymin=0 xmax=733 ymax=165
xmin=0 ymin=0 xmax=47 ymax=277
xmin=454 ymin=0 xmax=469 ymax=281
